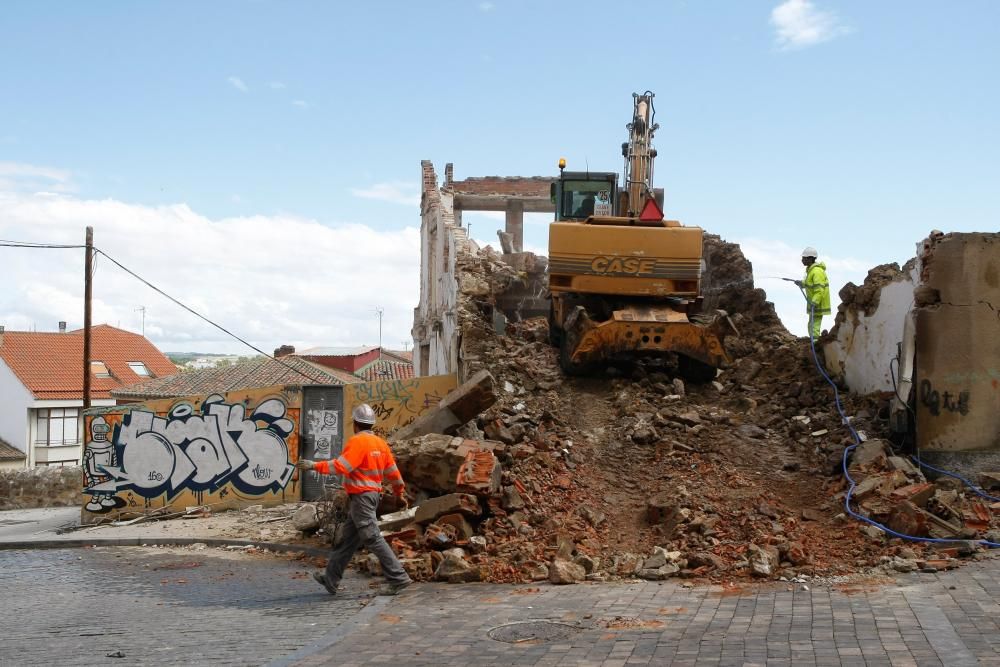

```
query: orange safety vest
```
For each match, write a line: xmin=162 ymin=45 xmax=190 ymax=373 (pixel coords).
xmin=314 ymin=431 xmax=405 ymax=495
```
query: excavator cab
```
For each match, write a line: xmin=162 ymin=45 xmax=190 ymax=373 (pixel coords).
xmin=551 ymin=172 xmax=618 ymax=221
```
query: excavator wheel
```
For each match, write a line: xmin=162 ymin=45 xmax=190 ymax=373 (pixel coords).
xmin=558 ymin=321 xmax=595 ymax=376
xmin=678 ymin=355 xmax=718 ymax=384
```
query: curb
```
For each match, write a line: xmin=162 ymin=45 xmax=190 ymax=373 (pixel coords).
xmin=0 ymin=536 xmax=330 ymax=556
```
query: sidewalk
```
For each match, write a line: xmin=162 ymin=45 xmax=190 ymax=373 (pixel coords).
xmin=0 ymin=505 xmax=326 ymax=555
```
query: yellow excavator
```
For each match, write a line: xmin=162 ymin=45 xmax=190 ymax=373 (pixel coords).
xmin=548 ymin=91 xmax=735 ymax=380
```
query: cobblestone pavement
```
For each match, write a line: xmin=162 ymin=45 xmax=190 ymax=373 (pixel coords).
xmin=6 ymin=547 xmax=1000 ymax=666
xmin=298 ymin=556 xmax=1000 ymax=667
xmin=0 ymin=546 xmax=384 ymax=667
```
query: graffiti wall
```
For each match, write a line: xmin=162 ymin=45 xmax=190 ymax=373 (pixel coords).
xmin=81 ymin=386 xmax=302 ymax=521
xmin=344 ymin=374 xmax=457 ymax=438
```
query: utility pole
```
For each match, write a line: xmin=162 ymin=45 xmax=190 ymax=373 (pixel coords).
xmin=136 ymin=306 xmax=146 ymax=336
xmin=83 ymin=226 xmax=93 ymax=410
xmin=375 ymin=307 xmax=384 ymax=356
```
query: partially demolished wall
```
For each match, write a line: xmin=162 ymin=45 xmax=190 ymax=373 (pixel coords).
xmin=825 ymin=231 xmax=1000 ymax=461
xmin=823 ymin=262 xmax=920 ymax=395
xmin=914 ymin=233 xmax=1000 ymax=455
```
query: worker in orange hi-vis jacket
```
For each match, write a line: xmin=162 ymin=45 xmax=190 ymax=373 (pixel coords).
xmin=295 ymin=403 xmax=413 ymax=596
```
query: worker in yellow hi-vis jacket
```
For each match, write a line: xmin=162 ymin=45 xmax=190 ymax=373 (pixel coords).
xmin=794 ymin=247 xmax=831 ymax=339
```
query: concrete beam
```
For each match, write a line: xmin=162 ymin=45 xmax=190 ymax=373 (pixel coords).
xmin=453 ymin=194 xmax=554 ymax=213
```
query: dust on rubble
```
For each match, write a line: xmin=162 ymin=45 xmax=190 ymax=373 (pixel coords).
xmin=91 ymin=237 xmax=996 ymax=588
xmin=353 ymin=234 xmax=992 ymax=586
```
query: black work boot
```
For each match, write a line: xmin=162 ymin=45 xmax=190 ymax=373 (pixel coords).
xmin=377 ymin=579 xmax=412 ymax=596
xmin=313 ymin=571 xmax=338 ymax=595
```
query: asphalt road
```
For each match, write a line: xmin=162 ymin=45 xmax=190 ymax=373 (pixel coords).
xmin=0 ymin=545 xmax=382 ymax=666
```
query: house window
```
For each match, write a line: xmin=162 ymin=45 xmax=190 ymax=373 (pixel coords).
xmin=127 ymin=361 xmax=150 ymax=376
xmin=91 ymin=361 xmax=111 ymax=378
xmin=35 ymin=408 xmax=81 ymax=446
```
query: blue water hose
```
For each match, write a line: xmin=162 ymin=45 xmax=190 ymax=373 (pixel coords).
xmin=803 ymin=300 xmax=1000 ymax=548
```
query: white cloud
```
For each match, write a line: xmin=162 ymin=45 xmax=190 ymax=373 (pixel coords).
xmin=291 ymin=100 xmax=308 ymax=108
xmin=351 ymin=182 xmax=420 ymax=207
xmin=770 ymin=0 xmax=850 ymax=50
xmin=479 ymin=1 xmax=494 ymax=11
xmin=737 ymin=237 xmax=870 ymax=336
xmin=268 ymin=81 xmax=286 ymax=89
xmin=227 ymin=76 xmax=249 ymax=92
xmin=0 ymin=190 xmax=421 ymax=354
xmin=0 ymin=161 xmax=75 ymax=193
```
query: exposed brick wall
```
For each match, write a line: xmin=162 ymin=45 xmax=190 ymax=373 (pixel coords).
xmin=447 ymin=176 xmax=554 ymax=198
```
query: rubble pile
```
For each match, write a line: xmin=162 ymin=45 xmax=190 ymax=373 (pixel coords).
xmin=332 ymin=236 xmax=998 ymax=585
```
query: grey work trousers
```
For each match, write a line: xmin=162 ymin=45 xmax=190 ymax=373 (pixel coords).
xmin=325 ymin=491 xmax=410 ymax=588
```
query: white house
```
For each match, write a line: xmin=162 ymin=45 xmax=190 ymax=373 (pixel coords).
xmin=0 ymin=324 xmax=177 ymax=468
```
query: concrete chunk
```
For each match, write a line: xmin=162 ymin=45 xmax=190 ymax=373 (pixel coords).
xmin=391 ymin=370 xmax=497 ymax=442
xmin=413 ymin=493 xmax=481 ymax=524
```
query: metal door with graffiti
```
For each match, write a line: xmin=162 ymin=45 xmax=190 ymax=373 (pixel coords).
xmin=301 ymin=386 xmax=345 ymax=500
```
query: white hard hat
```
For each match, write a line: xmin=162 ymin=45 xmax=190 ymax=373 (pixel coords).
xmin=801 ymin=247 xmax=818 ymax=259
xmin=351 ymin=403 xmax=376 ymax=426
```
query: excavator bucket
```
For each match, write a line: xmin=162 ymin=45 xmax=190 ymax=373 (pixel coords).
xmin=560 ymin=304 xmax=737 ymax=379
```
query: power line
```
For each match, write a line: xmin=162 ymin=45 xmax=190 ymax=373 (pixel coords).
xmin=1 ymin=237 xmax=335 ymax=386
xmin=0 ymin=239 xmax=86 ymax=249
xmin=92 ymin=248 xmax=331 ymax=385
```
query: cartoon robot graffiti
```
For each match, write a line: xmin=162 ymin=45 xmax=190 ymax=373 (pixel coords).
xmin=85 ymin=395 xmax=297 ymax=503
xmin=83 ymin=416 xmax=126 ymax=513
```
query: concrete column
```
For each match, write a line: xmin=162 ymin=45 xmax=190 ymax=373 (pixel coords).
xmin=505 ymin=201 xmax=524 ymax=253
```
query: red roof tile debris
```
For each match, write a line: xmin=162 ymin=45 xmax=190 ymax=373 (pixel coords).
xmin=0 ymin=325 xmax=176 ymax=400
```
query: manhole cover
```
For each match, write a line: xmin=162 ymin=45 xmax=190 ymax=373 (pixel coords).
xmin=488 ymin=621 xmax=581 ymax=644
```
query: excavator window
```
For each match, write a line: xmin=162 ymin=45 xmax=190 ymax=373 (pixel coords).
xmin=559 ymin=178 xmax=615 ymax=220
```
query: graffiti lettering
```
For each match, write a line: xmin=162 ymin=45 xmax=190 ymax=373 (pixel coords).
xmin=353 ymin=379 xmax=422 ymax=414
xmin=370 ymin=402 xmax=395 ymax=421
xmin=920 ymin=380 xmax=970 ymax=417
xmin=83 ymin=394 xmax=295 ymax=510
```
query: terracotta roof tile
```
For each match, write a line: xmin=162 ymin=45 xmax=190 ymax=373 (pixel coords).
xmin=384 ymin=349 xmax=413 ymax=363
xmin=0 ymin=437 xmax=26 ymax=462
xmin=356 ymin=357 xmax=415 ymax=382
xmin=0 ymin=325 xmax=176 ymax=400
xmin=111 ymin=356 xmax=359 ymax=400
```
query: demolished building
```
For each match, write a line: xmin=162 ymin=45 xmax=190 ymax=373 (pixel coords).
xmin=382 ymin=161 xmax=993 ymax=585
xmin=411 ymin=161 xmax=552 ymax=378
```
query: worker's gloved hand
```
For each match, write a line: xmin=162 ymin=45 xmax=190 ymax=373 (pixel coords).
xmin=793 ymin=280 xmax=804 ymax=288
xmin=295 ymin=459 xmax=316 ymax=471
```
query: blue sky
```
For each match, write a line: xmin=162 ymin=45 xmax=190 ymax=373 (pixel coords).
xmin=1 ymin=1 xmax=998 ymax=351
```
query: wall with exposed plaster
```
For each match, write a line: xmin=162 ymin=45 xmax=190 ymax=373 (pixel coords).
xmin=823 ymin=264 xmax=919 ymax=395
